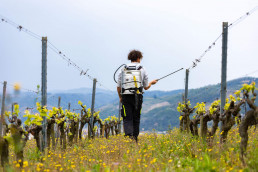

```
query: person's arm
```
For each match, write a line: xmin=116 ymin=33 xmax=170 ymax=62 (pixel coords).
xmin=142 ymin=67 xmax=158 ymax=90
xmin=144 ymin=80 xmax=158 ymax=90
xmin=117 ymin=87 xmax=122 ymax=102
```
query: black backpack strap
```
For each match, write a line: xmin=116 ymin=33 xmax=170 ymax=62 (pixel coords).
xmin=124 ymin=64 xmax=142 ymax=70
xmin=125 ymin=66 xmax=137 ymax=70
xmin=137 ymin=65 xmax=142 ymax=70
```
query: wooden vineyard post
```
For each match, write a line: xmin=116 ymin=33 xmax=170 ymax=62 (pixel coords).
xmin=41 ymin=37 xmax=47 ymax=151
xmin=68 ymin=102 xmax=71 ymax=111
xmin=220 ymin=22 xmax=228 ymax=134
xmin=55 ymin=97 xmax=61 ymax=147
xmin=0 ymin=81 xmax=7 ymax=136
xmin=57 ymin=96 xmax=61 ymax=139
xmin=58 ymin=96 xmax=61 ymax=107
xmin=184 ymin=69 xmax=189 ymax=102
xmin=90 ymin=78 xmax=97 ymax=138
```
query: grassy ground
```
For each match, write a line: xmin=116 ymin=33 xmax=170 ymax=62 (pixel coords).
xmin=2 ymin=127 xmax=258 ymax=172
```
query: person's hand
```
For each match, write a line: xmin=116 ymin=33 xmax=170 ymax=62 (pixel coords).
xmin=145 ymin=80 xmax=158 ymax=90
xmin=119 ymin=96 xmax=122 ymax=103
xmin=150 ymin=80 xmax=158 ymax=85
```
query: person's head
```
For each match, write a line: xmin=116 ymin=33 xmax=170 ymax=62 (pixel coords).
xmin=128 ymin=50 xmax=143 ymax=62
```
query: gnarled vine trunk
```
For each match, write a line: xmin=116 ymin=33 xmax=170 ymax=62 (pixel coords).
xmin=0 ymin=122 xmax=9 ymax=166
xmin=105 ymin=124 xmax=111 ymax=139
xmin=29 ymin=125 xmax=42 ymax=151
xmin=74 ymin=121 xmax=79 ymax=142
xmin=239 ymin=93 xmax=257 ymax=164
xmin=210 ymin=108 xmax=220 ymax=137
xmin=47 ymin=118 xmax=55 ymax=148
xmin=239 ymin=110 xmax=257 ymax=164
xmin=59 ymin=121 xmax=66 ymax=150
xmin=190 ymin=115 xmax=200 ymax=136
xmin=0 ymin=138 xmax=9 ymax=167
xmin=180 ymin=105 xmax=195 ymax=133
xmin=200 ymin=113 xmax=211 ymax=139
xmin=68 ymin=120 xmax=76 ymax=144
xmin=220 ymin=100 xmax=244 ymax=143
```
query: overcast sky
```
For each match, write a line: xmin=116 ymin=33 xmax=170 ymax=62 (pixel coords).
xmin=0 ymin=0 xmax=257 ymax=93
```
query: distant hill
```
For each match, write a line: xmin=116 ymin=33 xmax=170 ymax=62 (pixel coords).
xmin=1 ymin=77 xmax=257 ymax=131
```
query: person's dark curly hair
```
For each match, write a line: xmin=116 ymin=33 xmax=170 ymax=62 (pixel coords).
xmin=128 ymin=50 xmax=143 ymax=62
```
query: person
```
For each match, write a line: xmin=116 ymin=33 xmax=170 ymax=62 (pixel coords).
xmin=117 ymin=50 xmax=158 ymax=142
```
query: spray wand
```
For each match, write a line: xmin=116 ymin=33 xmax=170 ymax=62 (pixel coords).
xmin=156 ymin=68 xmax=184 ymax=81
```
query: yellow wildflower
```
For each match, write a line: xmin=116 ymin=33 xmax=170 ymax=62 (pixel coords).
xmin=23 ymin=161 xmax=28 ymax=167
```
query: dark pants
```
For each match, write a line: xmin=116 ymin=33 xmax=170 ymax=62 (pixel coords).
xmin=121 ymin=94 xmax=143 ymax=141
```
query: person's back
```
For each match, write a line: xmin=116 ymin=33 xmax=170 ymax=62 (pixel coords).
xmin=117 ymin=50 xmax=157 ymax=142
